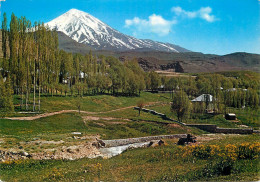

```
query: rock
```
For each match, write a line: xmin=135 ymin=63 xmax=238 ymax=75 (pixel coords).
xmin=93 ymin=138 xmax=106 ymax=148
xmin=92 ymin=141 xmax=99 ymax=148
xmin=20 ymin=151 xmax=29 ymax=156
xmin=67 ymin=148 xmax=74 ymax=153
xmin=177 ymin=134 xmax=196 ymax=145
xmin=71 ymin=132 xmax=82 ymax=135
xmin=149 ymin=140 xmax=164 ymax=147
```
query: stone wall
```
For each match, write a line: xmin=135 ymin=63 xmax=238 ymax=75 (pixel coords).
xmin=185 ymin=124 xmax=253 ymax=134
xmin=101 ymin=134 xmax=187 ymax=147
xmin=215 ymin=128 xmax=253 ymax=134
xmin=134 ymin=107 xmax=254 ymax=135
xmin=185 ymin=124 xmax=217 ymax=133
xmin=134 ymin=107 xmax=184 ymax=125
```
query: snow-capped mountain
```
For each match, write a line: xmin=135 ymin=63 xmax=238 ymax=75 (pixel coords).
xmin=46 ymin=9 xmax=190 ymax=52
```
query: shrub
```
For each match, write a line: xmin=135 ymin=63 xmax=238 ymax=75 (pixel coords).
xmin=237 ymin=142 xmax=260 ymax=159
xmin=180 ymin=144 xmax=221 ymax=159
xmin=180 ymin=143 xmax=259 ymax=161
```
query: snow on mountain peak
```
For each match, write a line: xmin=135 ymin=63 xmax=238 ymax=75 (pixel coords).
xmin=46 ymin=9 xmax=188 ymax=52
xmin=67 ymin=8 xmax=86 ymax=14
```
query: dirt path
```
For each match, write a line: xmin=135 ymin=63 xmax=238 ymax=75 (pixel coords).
xmin=83 ymin=116 xmax=130 ymax=121
xmin=5 ymin=102 xmax=161 ymax=121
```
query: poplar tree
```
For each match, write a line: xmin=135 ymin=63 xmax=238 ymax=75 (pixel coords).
xmin=9 ymin=13 xmax=19 ymax=94
xmin=171 ymin=90 xmax=190 ymax=121
xmin=0 ymin=75 xmax=14 ymax=113
xmin=2 ymin=12 xmax=8 ymax=60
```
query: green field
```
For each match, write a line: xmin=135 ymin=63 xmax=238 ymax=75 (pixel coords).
xmin=0 ymin=92 xmax=259 ymax=181
xmin=0 ymin=135 xmax=259 ymax=182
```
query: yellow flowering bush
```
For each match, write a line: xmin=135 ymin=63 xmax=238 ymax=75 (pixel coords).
xmin=223 ymin=144 xmax=238 ymax=161
xmin=94 ymin=163 xmax=102 ymax=171
xmin=238 ymin=142 xmax=260 ymax=159
xmin=209 ymin=145 xmax=221 ymax=157
xmin=179 ymin=145 xmax=193 ymax=159
xmin=179 ymin=143 xmax=259 ymax=161
xmin=181 ymin=144 xmax=221 ymax=159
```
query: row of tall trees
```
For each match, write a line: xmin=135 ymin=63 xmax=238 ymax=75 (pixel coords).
xmin=1 ymin=13 xmax=149 ymax=112
xmin=1 ymin=13 xmax=59 ymax=111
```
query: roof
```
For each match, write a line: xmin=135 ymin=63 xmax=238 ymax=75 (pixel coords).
xmin=227 ymin=113 xmax=236 ymax=116
xmin=191 ymin=94 xmax=213 ymax=102
xmin=159 ymin=85 xmax=164 ymax=89
xmin=226 ymin=88 xmax=247 ymax=92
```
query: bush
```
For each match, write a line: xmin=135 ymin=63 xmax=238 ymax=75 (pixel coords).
xmin=181 ymin=144 xmax=220 ymax=159
xmin=180 ymin=143 xmax=260 ymax=161
xmin=237 ymin=142 xmax=260 ymax=159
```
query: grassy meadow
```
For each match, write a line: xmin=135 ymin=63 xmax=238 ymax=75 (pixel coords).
xmin=0 ymin=91 xmax=259 ymax=181
xmin=0 ymin=135 xmax=259 ymax=181
xmin=12 ymin=92 xmax=170 ymax=114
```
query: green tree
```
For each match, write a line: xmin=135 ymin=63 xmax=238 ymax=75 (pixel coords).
xmin=137 ymin=99 xmax=145 ymax=116
xmin=171 ymin=90 xmax=190 ymax=121
xmin=0 ymin=76 xmax=14 ymax=114
xmin=100 ymin=58 xmax=106 ymax=74
xmin=76 ymin=96 xmax=82 ymax=114
xmin=2 ymin=12 xmax=8 ymax=60
xmin=149 ymin=71 xmax=160 ymax=91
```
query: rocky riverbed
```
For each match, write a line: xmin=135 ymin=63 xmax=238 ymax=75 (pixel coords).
xmin=0 ymin=134 xmax=187 ymax=162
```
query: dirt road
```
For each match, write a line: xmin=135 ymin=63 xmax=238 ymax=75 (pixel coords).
xmin=5 ymin=102 xmax=161 ymax=121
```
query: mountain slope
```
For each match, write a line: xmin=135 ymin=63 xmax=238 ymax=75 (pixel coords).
xmin=57 ymin=31 xmax=93 ymax=53
xmin=54 ymin=31 xmax=260 ymax=73
xmin=219 ymin=52 xmax=260 ymax=68
xmin=46 ymin=9 xmax=190 ymax=52
xmin=118 ymin=51 xmax=260 ymax=73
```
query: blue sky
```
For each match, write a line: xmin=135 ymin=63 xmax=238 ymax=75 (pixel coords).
xmin=1 ymin=0 xmax=260 ymax=55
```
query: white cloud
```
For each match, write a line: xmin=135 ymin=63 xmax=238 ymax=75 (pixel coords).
xmin=171 ymin=6 xmax=217 ymax=22
xmin=172 ymin=6 xmax=196 ymax=18
xmin=125 ymin=14 xmax=176 ymax=36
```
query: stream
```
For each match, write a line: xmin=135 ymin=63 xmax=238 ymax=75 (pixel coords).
xmin=98 ymin=142 xmax=151 ymax=158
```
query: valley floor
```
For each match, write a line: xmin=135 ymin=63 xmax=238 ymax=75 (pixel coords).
xmin=0 ymin=92 xmax=259 ymax=181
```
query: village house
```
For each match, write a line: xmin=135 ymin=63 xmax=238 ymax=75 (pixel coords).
xmin=191 ymin=94 xmax=214 ymax=113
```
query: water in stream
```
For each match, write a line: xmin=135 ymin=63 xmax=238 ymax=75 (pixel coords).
xmin=99 ymin=142 xmax=150 ymax=158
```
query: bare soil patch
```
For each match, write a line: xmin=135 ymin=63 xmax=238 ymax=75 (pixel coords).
xmin=83 ymin=116 xmax=130 ymax=121
xmin=108 ymin=122 xmax=127 ymax=125
xmin=32 ymin=142 xmax=101 ymax=160
xmin=0 ymin=135 xmax=102 ymax=161
xmin=167 ymin=123 xmax=183 ymax=129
